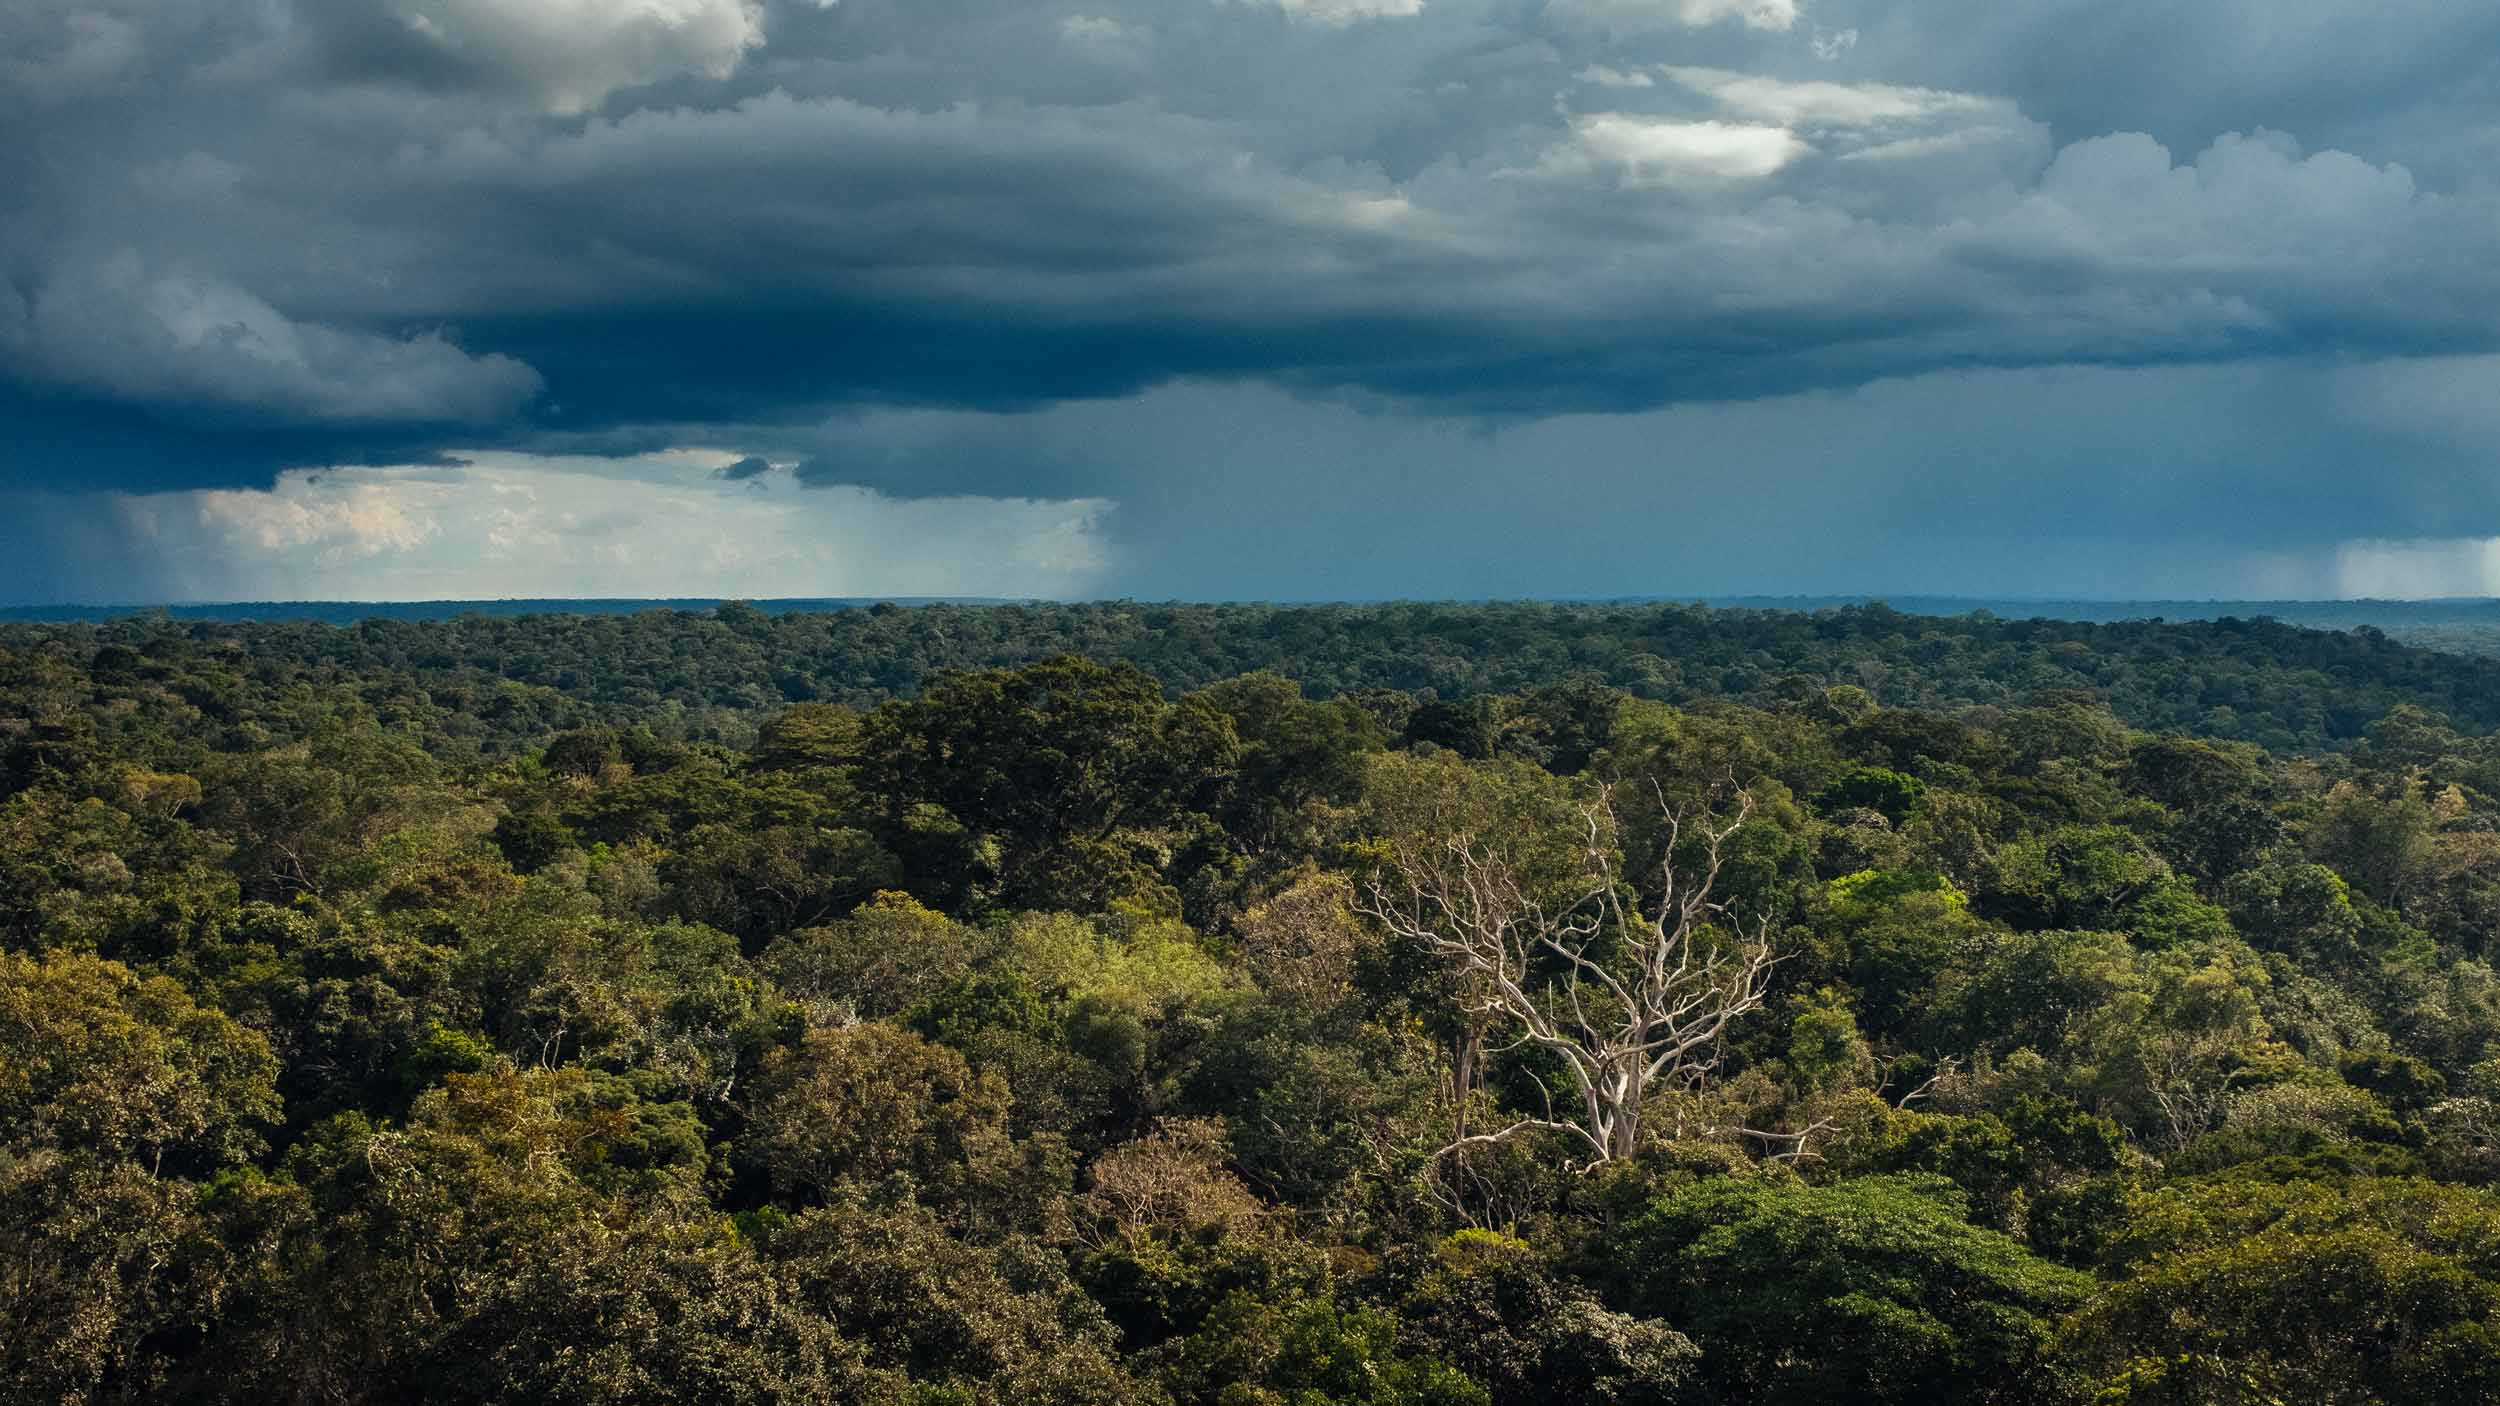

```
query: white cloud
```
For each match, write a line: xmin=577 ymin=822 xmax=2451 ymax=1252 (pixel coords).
xmin=1261 ymin=0 xmax=1425 ymax=26
xmin=1548 ymin=0 xmax=1801 ymax=33
xmin=192 ymin=477 xmax=443 ymax=559
xmin=1659 ymin=67 xmax=1997 ymax=130
xmin=105 ymin=451 xmax=1117 ymax=601
xmin=1558 ymin=115 xmax=1811 ymax=184
xmin=330 ymin=0 xmax=769 ymax=113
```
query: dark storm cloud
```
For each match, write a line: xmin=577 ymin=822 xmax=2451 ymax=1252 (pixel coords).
xmin=712 ymin=455 xmax=775 ymax=481
xmin=728 ymin=360 xmax=2500 ymax=603
xmin=6 ymin=0 xmax=2500 ymax=599
xmin=9 ymin=4 xmax=2499 ymax=462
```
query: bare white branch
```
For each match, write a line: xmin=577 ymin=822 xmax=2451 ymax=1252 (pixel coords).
xmin=1360 ymin=782 xmax=1781 ymax=1167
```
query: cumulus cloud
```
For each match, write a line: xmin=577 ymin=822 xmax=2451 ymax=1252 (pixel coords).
xmin=2021 ymin=130 xmax=2421 ymax=262
xmin=17 ymin=451 xmax=1116 ymax=602
xmin=299 ymin=0 xmax=769 ymax=113
xmin=1812 ymin=0 xmax=2500 ymax=186
xmin=189 ymin=474 xmax=444 ymax=559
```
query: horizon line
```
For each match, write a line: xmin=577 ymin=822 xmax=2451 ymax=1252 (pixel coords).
xmin=12 ymin=593 xmax=2500 ymax=615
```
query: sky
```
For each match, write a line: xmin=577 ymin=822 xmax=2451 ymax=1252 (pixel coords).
xmin=6 ymin=0 xmax=2500 ymax=603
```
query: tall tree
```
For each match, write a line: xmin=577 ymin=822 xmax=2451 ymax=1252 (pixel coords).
xmin=1362 ymin=784 xmax=1780 ymax=1166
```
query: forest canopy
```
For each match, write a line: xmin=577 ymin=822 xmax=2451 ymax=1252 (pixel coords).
xmin=8 ymin=602 xmax=2500 ymax=1404
xmin=9 ymin=598 xmax=2500 ymax=754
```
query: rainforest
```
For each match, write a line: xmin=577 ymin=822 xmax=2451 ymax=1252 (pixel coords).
xmin=7 ymin=602 xmax=2500 ymax=1406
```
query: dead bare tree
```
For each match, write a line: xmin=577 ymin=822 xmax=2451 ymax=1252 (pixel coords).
xmin=1361 ymin=784 xmax=1780 ymax=1170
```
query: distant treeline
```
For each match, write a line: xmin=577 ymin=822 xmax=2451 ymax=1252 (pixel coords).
xmin=11 ymin=599 xmax=2500 ymax=754
xmin=20 ymin=594 xmax=2500 ymax=632
xmin=0 ymin=597 xmax=1001 ymax=624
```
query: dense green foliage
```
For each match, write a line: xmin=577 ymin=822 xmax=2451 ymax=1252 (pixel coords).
xmin=10 ymin=603 xmax=2500 ymax=1404
xmin=14 ymin=599 xmax=2500 ymax=754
